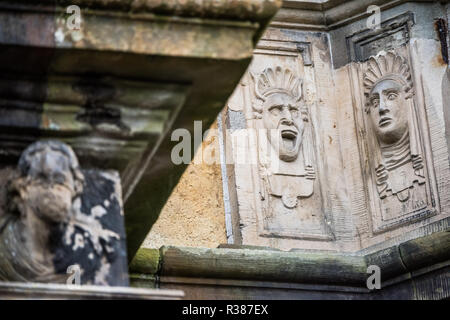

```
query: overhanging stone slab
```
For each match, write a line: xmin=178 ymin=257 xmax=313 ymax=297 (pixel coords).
xmin=0 ymin=0 xmax=282 ymax=262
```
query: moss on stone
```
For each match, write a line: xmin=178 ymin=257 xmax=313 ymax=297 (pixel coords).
xmin=129 ymin=248 xmax=161 ymax=275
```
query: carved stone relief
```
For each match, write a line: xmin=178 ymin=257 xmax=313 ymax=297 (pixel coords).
xmin=251 ymin=66 xmax=329 ymax=239
xmin=224 ymin=6 xmax=449 ymax=253
xmin=227 ymin=36 xmax=333 ymax=247
xmin=0 ymin=140 xmax=129 ymax=285
xmin=358 ymin=50 xmax=438 ymax=233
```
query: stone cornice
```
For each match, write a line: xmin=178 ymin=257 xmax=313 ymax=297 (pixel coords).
xmin=271 ymin=0 xmax=441 ymax=30
xmin=0 ymin=0 xmax=282 ymax=59
xmin=1 ymin=0 xmax=282 ymax=23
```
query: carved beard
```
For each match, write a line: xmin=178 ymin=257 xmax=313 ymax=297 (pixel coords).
xmin=25 ymin=183 xmax=74 ymax=224
xmin=267 ymin=124 xmax=303 ymax=162
xmin=0 ymin=183 xmax=75 ymax=283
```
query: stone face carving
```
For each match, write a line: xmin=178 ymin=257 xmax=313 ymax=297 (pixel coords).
xmin=248 ymin=66 xmax=330 ymax=240
xmin=223 ymin=34 xmax=337 ymax=249
xmin=252 ymin=67 xmax=316 ymax=209
xmin=362 ymin=52 xmax=433 ymax=228
xmin=254 ymin=67 xmax=304 ymax=163
xmin=0 ymin=141 xmax=128 ymax=285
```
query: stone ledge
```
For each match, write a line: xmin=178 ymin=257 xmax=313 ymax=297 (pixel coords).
xmin=271 ymin=0 xmax=440 ymax=30
xmin=130 ymin=230 xmax=450 ymax=293
xmin=0 ymin=2 xmax=260 ymax=60
xmin=0 ymin=281 xmax=184 ymax=299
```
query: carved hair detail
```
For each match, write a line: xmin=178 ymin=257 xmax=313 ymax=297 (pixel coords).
xmin=250 ymin=66 xmax=305 ymax=119
xmin=363 ymin=52 xmax=414 ymax=113
xmin=17 ymin=140 xmax=85 ymax=196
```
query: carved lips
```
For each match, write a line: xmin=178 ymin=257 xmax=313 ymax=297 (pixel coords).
xmin=280 ymin=127 xmax=298 ymax=150
xmin=281 ymin=128 xmax=298 ymax=140
xmin=379 ymin=116 xmax=392 ymax=127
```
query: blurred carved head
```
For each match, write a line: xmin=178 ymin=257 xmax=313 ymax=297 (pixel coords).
xmin=12 ymin=140 xmax=84 ymax=223
xmin=363 ymin=52 xmax=414 ymax=145
xmin=252 ymin=67 xmax=308 ymax=162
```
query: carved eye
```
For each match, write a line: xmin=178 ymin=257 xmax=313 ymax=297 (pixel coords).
xmin=269 ymin=106 xmax=281 ymax=116
xmin=371 ymin=98 xmax=379 ymax=108
xmin=290 ymin=107 xmax=299 ymax=118
xmin=387 ymin=92 xmax=398 ymax=100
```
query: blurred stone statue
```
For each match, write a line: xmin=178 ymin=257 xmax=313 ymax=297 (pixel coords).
xmin=0 ymin=140 xmax=128 ymax=285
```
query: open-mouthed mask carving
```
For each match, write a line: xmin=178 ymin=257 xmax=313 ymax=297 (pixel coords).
xmin=253 ymin=66 xmax=307 ymax=162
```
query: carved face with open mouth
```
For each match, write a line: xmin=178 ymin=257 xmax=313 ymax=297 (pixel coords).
xmin=368 ymin=78 xmax=409 ymax=145
xmin=262 ymin=92 xmax=304 ymax=162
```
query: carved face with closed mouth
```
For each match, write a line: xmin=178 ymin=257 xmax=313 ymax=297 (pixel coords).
xmin=16 ymin=141 xmax=85 ymax=223
xmin=368 ymin=78 xmax=409 ymax=145
xmin=262 ymin=92 xmax=304 ymax=162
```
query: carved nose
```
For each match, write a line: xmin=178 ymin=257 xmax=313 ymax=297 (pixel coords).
xmin=280 ymin=107 xmax=293 ymax=124
xmin=42 ymin=153 xmax=55 ymax=173
xmin=40 ymin=151 xmax=63 ymax=182
xmin=378 ymin=98 xmax=388 ymax=114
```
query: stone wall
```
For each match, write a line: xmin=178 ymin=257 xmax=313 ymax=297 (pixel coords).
xmin=143 ymin=121 xmax=227 ymax=249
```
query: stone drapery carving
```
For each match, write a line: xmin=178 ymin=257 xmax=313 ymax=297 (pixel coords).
xmin=362 ymin=51 xmax=431 ymax=225
xmin=0 ymin=141 xmax=128 ymax=286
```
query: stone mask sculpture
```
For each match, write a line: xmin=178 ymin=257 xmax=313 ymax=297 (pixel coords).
xmin=252 ymin=67 xmax=316 ymax=208
xmin=246 ymin=66 xmax=329 ymax=240
xmin=363 ymin=52 xmax=426 ymax=217
xmin=253 ymin=67 xmax=306 ymax=162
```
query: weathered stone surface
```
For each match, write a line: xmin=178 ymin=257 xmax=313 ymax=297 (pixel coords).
xmin=223 ymin=28 xmax=345 ymax=250
xmin=52 ymin=0 xmax=282 ymax=23
xmin=142 ymin=121 xmax=227 ymax=250
xmin=129 ymin=248 xmax=160 ymax=275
